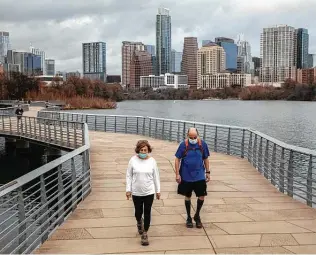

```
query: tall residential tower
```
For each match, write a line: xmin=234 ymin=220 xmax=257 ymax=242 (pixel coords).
xmin=0 ymin=32 xmax=10 ymax=64
xmin=181 ymin=37 xmax=198 ymax=88
xmin=82 ymin=42 xmax=106 ymax=82
xmin=260 ymin=25 xmax=296 ymax=84
xmin=296 ymin=28 xmax=309 ymax=69
xmin=156 ymin=8 xmax=171 ymax=75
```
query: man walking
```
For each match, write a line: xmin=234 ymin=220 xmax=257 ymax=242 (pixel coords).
xmin=175 ymin=127 xmax=210 ymax=228
xmin=15 ymin=105 xmax=24 ymax=133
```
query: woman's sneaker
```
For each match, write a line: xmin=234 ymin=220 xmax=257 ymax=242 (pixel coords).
xmin=141 ymin=232 xmax=149 ymax=246
xmin=137 ymin=219 xmax=144 ymax=235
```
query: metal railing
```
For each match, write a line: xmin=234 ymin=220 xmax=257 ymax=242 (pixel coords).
xmin=0 ymin=119 xmax=91 ymax=254
xmin=0 ymin=105 xmax=29 ymax=116
xmin=39 ymin=111 xmax=316 ymax=207
xmin=0 ymin=115 xmax=84 ymax=149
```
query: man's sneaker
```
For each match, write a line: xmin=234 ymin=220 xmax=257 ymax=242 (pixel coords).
xmin=186 ymin=217 xmax=193 ymax=228
xmin=141 ymin=232 xmax=149 ymax=246
xmin=193 ymin=215 xmax=203 ymax=228
xmin=137 ymin=219 xmax=144 ymax=235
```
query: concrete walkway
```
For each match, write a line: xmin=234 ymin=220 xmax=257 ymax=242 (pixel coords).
xmin=32 ymin=131 xmax=316 ymax=254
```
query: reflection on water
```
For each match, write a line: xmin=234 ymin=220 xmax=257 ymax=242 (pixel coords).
xmin=73 ymin=100 xmax=316 ymax=150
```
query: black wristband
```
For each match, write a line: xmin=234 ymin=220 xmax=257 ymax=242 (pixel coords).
xmin=205 ymin=171 xmax=210 ymax=174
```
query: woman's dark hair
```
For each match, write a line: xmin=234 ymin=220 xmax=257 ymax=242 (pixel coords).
xmin=135 ymin=140 xmax=152 ymax=153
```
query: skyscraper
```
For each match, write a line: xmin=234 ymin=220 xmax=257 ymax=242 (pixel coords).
xmin=202 ymin=40 xmax=212 ymax=47
xmin=130 ymin=50 xmax=153 ymax=89
xmin=145 ymin=45 xmax=155 ymax=56
xmin=215 ymin=37 xmax=237 ymax=71
xmin=181 ymin=37 xmax=198 ymax=88
xmin=156 ymin=8 xmax=171 ymax=75
xmin=45 ymin=59 xmax=55 ymax=76
xmin=171 ymin=50 xmax=182 ymax=73
xmin=260 ymin=25 xmax=296 ymax=83
xmin=122 ymin=41 xmax=146 ymax=88
xmin=0 ymin=32 xmax=10 ymax=64
xmin=236 ymin=34 xmax=254 ymax=74
xmin=82 ymin=42 xmax=106 ymax=82
xmin=30 ymin=45 xmax=46 ymax=75
xmin=145 ymin=44 xmax=157 ymax=76
xmin=296 ymin=28 xmax=309 ymax=69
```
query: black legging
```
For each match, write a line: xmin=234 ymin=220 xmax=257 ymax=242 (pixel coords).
xmin=132 ymin=194 xmax=154 ymax=232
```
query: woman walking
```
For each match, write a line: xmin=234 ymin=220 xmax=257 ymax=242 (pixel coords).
xmin=126 ymin=140 xmax=161 ymax=246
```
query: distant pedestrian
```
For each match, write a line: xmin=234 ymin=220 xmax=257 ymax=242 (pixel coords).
xmin=15 ymin=105 xmax=23 ymax=120
xmin=45 ymin=101 xmax=49 ymax=108
xmin=126 ymin=140 xmax=161 ymax=246
xmin=174 ymin=127 xmax=211 ymax=228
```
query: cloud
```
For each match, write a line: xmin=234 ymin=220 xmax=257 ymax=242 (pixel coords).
xmin=0 ymin=0 xmax=315 ymax=74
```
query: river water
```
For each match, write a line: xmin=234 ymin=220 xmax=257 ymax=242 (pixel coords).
xmin=73 ymin=100 xmax=316 ymax=150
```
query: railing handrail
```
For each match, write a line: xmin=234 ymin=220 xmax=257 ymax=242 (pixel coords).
xmin=40 ymin=110 xmax=316 ymax=157
xmin=0 ymin=123 xmax=89 ymax=197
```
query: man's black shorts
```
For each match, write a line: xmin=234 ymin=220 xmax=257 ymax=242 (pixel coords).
xmin=177 ymin=180 xmax=207 ymax=197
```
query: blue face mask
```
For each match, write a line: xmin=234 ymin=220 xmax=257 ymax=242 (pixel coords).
xmin=188 ymin=138 xmax=198 ymax=144
xmin=138 ymin=153 xmax=147 ymax=159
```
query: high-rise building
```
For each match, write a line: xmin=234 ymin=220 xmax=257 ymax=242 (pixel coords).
xmin=122 ymin=41 xmax=146 ymax=88
xmin=0 ymin=32 xmax=10 ymax=64
xmin=252 ymin=57 xmax=261 ymax=76
xmin=308 ymin=54 xmax=315 ymax=68
xmin=145 ymin=44 xmax=157 ymax=76
xmin=30 ymin=45 xmax=46 ymax=75
xmin=130 ymin=50 xmax=153 ymax=89
xmin=145 ymin=45 xmax=155 ymax=56
xmin=297 ymin=68 xmax=316 ymax=84
xmin=156 ymin=7 xmax=172 ymax=75
xmin=5 ymin=50 xmax=41 ymax=75
xmin=260 ymin=25 xmax=296 ymax=84
xmin=171 ymin=50 xmax=182 ymax=73
xmin=181 ymin=37 xmax=198 ymax=88
xmin=215 ymin=37 xmax=237 ymax=71
xmin=202 ymin=40 xmax=212 ymax=47
xmin=45 ymin=59 xmax=55 ymax=76
xmin=236 ymin=34 xmax=254 ymax=74
xmin=197 ymin=42 xmax=226 ymax=88
xmin=296 ymin=28 xmax=309 ymax=69
xmin=82 ymin=42 xmax=106 ymax=82
xmin=66 ymin=71 xmax=81 ymax=80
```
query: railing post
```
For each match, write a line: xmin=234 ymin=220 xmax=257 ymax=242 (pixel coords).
xmin=241 ymin=129 xmax=245 ymax=158
xmin=71 ymin=158 xmax=77 ymax=211
xmin=34 ymin=118 xmax=37 ymax=138
xmin=287 ymin=150 xmax=294 ymax=198
xmin=59 ymin=123 xmax=63 ymax=145
xmin=67 ymin=122 xmax=70 ymax=147
xmin=162 ymin=120 xmax=165 ymax=140
xmin=183 ymin=122 xmax=186 ymax=140
xmin=253 ymin=134 xmax=258 ymax=169
xmin=2 ymin=115 xmax=4 ymax=131
xmin=203 ymin=125 xmax=206 ymax=141
xmin=28 ymin=118 xmax=31 ymax=137
xmin=40 ymin=175 xmax=49 ymax=243
xmin=177 ymin=121 xmax=180 ymax=142
xmin=114 ymin=116 xmax=117 ymax=133
xmin=57 ymin=165 xmax=64 ymax=225
xmin=271 ymin=143 xmax=276 ymax=186
xmin=279 ymin=147 xmax=285 ymax=193
xmin=104 ymin=116 xmax=107 ymax=132
xmin=94 ymin=116 xmax=97 ymax=131
xmin=214 ymin=126 xmax=218 ymax=152
xmin=17 ymin=187 xmax=26 ymax=253
xmin=149 ymin=118 xmax=152 ymax=137
xmin=125 ymin=117 xmax=128 ymax=133
xmin=136 ymin=117 xmax=139 ymax=134
xmin=142 ymin=118 xmax=145 ymax=136
xmin=54 ymin=120 xmax=57 ymax=142
xmin=44 ymin=119 xmax=47 ymax=141
xmin=9 ymin=116 xmax=12 ymax=134
xmin=74 ymin=123 xmax=78 ymax=148
xmin=258 ymin=137 xmax=263 ymax=173
xmin=264 ymin=140 xmax=269 ymax=179
xmin=169 ymin=121 xmax=172 ymax=141
xmin=227 ymin=128 xmax=231 ymax=155
xmin=48 ymin=120 xmax=52 ymax=142
xmin=307 ymin=155 xmax=313 ymax=206
xmin=155 ymin=119 xmax=158 ymax=138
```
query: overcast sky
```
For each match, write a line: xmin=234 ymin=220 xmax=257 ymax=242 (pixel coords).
xmin=1 ymin=0 xmax=315 ymax=75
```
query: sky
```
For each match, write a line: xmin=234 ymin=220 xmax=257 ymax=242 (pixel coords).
xmin=0 ymin=0 xmax=315 ymax=75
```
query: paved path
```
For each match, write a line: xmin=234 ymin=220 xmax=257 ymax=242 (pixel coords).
xmin=32 ymin=131 xmax=316 ymax=254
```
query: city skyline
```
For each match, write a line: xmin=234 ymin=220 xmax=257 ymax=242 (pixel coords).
xmin=0 ymin=0 xmax=315 ymax=74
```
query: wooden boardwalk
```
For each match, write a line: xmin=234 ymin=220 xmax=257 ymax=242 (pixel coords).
xmin=33 ymin=131 xmax=316 ymax=254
